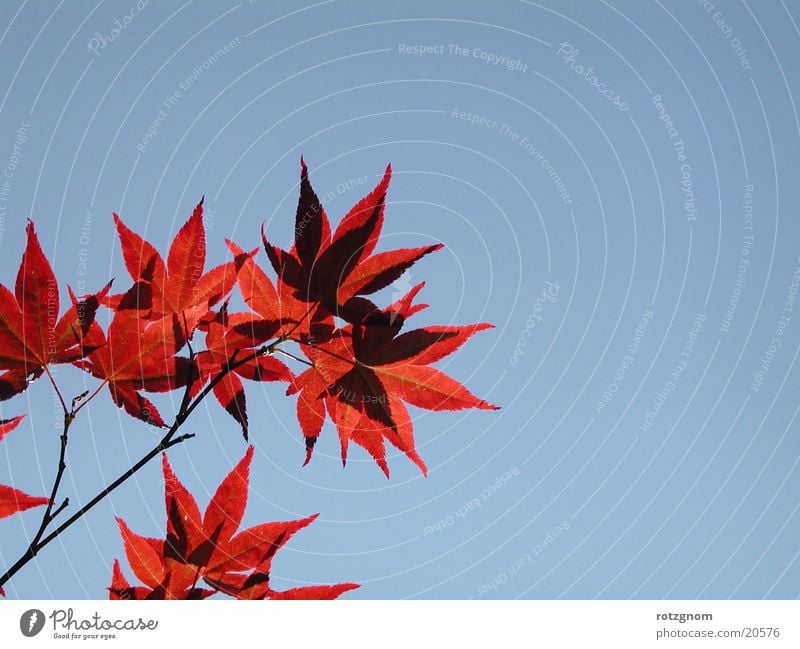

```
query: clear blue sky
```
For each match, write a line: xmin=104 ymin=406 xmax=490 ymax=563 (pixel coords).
xmin=1 ymin=0 xmax=799 ymax=599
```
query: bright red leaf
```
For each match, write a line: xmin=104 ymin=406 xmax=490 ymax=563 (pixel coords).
xmin=109 ymin=199 xmax=249 ymax=336
xmin=190 ymin=304 xmax=293 ymax=439
xmin=110 ymin=447 xmax=358 ymax=600
xmin=76 ymin=311 xmax=197 ymax=426
xmin=289 ymin=283 xmax=498 ymax=477
xmin=0 ymin=415 xmax=25 ymax=443
xmin=116 ymin=517 xmax=165 ymax=589
xmin=268 ymin=583 xmax=361 ymax=599
xmin=0 ymin=221 xmax=109 ymax=401
xmin=260 ymin=159 xmax=442 ymax=331
xmin=0 ymin=485 xmax=49 ymax=520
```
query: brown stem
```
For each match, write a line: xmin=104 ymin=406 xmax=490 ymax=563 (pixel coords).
xmin=72 ymin=381 xmax=108 ymax=417
xmin=274 ymin=348 xmax=314 ymax=367
xmin=179 ymin=337 xmax=287 ymax=425
xmin=0 ymin=335 xmax=290 ymax=592
xmin=43 ymin=366 xmax=68 ymax=415
xmin=294 ymin=335 xmax=356 ymax=366
xmin=32 ymin=413 xmax=72 ymax=547
xmin=0 ymin=411 xmax=73 ymax=590
xmin=0 ymin=432 xmax=193 ymax=589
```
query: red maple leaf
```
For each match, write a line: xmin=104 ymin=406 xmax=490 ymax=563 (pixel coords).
xmin=288 ymin=283 xmax=498 ymax=477
xmin=0 ymin=416 xmax=49 ymax=522
xmin=226 ymin=239 xmax=335 ymax=343
xmin=76 ymin=311 xmax=197 ymax=427
xmin=0 ymin=221 xmax=109 ymax=401
xmin=109 ymin=447 xmax=359 ymax=600
xmin=230 ymin=160 xmax=498 ymax=475
xmin=190 ymin=304 xmax=293 ymax=439
xmin=110 ymin=199 xmax=249 ymax=336
xmin=260 ymin=159 xmax=442 ymax=332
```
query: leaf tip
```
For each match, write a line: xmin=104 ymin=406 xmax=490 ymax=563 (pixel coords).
xmin=0 ymin=414 xmax=26 ymax=442
xmin=243 ymin=444 xmax=255 ymax=465
xmin=302 ymin=436 xmax=317 ymax=466
xmin=160 ymin=451 xmax=171 ymax=476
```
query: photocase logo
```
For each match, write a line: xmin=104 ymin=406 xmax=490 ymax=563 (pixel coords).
xmin=20 ymin=609 xmax=45 ymax=637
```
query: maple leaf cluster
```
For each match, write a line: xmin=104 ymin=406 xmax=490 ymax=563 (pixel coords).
xmin=2 ymin=159 xmax=494 ymax=475
xmin=260 ymin=160 xmax=499 ymax=476
xmin=110 ymin=447 xmax=358 ymax=600
xmin=0 ymin=159 xmax=498 ymax=599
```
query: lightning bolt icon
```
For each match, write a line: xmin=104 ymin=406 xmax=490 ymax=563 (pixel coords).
xmin=28 ymin=611 xmax=38 ymax=632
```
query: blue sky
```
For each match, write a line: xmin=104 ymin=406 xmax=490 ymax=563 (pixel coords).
xmin=1 ymin=0 xmax=799 ymax=599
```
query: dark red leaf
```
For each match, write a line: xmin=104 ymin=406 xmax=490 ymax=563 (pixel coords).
xmin=337 ymin=244 xmax=443 ymax=303
xmin=213 ymin=372 xmax=248 ymax=439
xmin=260 ymin=160 xmax=442 ymax=330
xmin=293 ymin=157 xmax=330 ymax=268
xmin=289 ymin=285 xmax=496 ymax=475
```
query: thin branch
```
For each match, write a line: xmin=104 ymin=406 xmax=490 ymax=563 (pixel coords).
xmin=71 ymin=391 xmax=89 ymax=410
xmin=72 ymin=380 xmax=108 ymax=416
xmin=294 ymin=335 xmax=356 ymax=366
xmin=31 ymin=412 xmax=72 ymax=548
xmin=174 ymin=333 xmax=197 ymax=429
xmin=0 ymin=324 xmax=297 ymax=590
xmin=38 ymin=431 xmax=194 ymax=549
xmin=0 ymin=431 xmax=194 ymax=588
xmin=0 ymin=411 xmax=74 ymax=588
xmin=283 ymin=302 xmax=317 ymax=339
xmin=50 ymin=498 xmax=69 ymax=521
xmin=43 ymin=366 xmax=68 ymax=415
xmin=180 ymin=337 xmax=287 ymax=425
